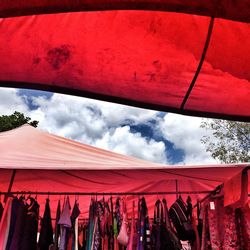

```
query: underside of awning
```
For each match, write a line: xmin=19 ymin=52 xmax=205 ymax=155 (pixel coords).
xmin=0 ymin=2 xmax=249 ymax=121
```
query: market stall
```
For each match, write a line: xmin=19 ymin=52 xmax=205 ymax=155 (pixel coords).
xmin=0 ymin=125 xmax=249 ymax=249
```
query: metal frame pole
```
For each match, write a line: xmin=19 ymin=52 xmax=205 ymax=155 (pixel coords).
xmin=4 ymin=169 xmax=16 ymax=203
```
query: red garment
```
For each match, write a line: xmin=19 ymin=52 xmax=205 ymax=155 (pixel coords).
xmin=235 ymin=205 xmax=250 ymax=250
xmin=191 ymin=215 xmax=200 ymax=250
xmin=201 ymin=203 xmax=211 ymax=250
xmin=203 ymin=197 xmax=244 ymax=250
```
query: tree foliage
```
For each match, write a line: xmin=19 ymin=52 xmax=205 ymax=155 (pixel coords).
xmin=201 ymin=119 xmax=250 ymax=163
xmin=0 ymin=111 xmax=38 ymax=132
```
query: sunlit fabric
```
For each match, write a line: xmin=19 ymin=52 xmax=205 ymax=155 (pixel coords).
xmin=0 ymin=9 xmax=249 ymax=121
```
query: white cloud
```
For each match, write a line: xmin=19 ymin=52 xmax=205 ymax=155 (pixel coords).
xmin=158 ymin=113 xmax=217 ymax=164
xmin=0 ymin=88 xmax=217 ymax=165
xmin=30 ymin=93 xmax=158 ymax=141
xmin=95 ymin=126 xmax=167 ymax=164
xmin=28 ymin=93 xmax=165 ymax=163
xmin=0 ymin=88 xmax=29 ymax=115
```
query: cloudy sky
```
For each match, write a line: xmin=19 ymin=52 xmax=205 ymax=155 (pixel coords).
xmin=0 ymin=87 xmax=217 ymax=165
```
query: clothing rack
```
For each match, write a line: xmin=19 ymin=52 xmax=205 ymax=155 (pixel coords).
xmin=193 ymin=184 xmax=223 ymax=208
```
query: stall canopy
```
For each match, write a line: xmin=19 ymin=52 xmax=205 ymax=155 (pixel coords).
xmin=0 ymin=1 xmax=249 ymax=121
xmin=0 ymin=125 xmax=249 ymax=217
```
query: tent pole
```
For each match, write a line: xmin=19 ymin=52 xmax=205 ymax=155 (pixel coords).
xmin=4 ymin=169 xmax=16 ymax=203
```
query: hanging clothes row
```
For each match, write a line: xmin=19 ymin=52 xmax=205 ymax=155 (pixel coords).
xmin=0 ymin=193 xmax=249 ymax=250
xmin=0 ymin=195 xmax=39 ymax=250
xmin=84 ymin=196 xmax=198 ymax=250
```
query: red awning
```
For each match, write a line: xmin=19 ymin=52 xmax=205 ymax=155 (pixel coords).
xmin=0 ymin=2 xmax=249 ymax=121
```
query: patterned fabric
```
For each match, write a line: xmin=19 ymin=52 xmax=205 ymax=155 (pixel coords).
xmin=97 ymin=200 xmax=105 ymax=238
xmin=137 ymin=197 xmax=150 ymax=250
xmin=235 ymin=205 xmax=250 ymax=250
xmin=128 ymin=201 xmax=136 ymax=250
xmin=115 ymin=198 xmax=121 ymax=234
xmin=71 ymin=201 xmax=81 ymax=250
xmin=58 ymin=196 xmax=72 ymax=250
xmin=169 ymin=197 xmax=196 ymax=242
xmin=201 ymin=203 xmax=211 ymax=250
xmin=104 ymin=200 xmax=114 ymax=250
xmin=200 ymin=197 xmax=250 ymax=250
xmin=207 ymin=197 xmax=240 ymax=250
xmin=86 ymin=199 xmax=95 ymax=250
xmin=93 ymin=217 xmax=101 ymax=250
xmin=223 ymin=205 xmax=240 ymax=250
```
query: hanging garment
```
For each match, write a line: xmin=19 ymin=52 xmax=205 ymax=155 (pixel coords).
xmin=235 ymin=205 xmax=250 ymax=250
xmin=200 ymin=203 xmax=211 ymax=250
xmin=169 ymin=197 xmax=196 ymax=242
xmin=102 ymin=200 xmax=112 ymax=250
xmin=9 ymin=197 xmax=27 ymax=250
xmin=86 ymin=199 xmax=95 ymax=250
xmin=58 ymin=196 xmax=72 ymax=250
xmin=191 ymin=215 xmax=200 ymax=250
xmin=128 ymin=201 xmax=137 ymax=250
xmin=70 ymin=200 xmax=80 ymax=250
xmin=108 ymin=197 xmax=114 ymax=250
xmin=79 ymin=224 xmax=87 ymax=250
xmin=151 ymin=199 xmax=182 ymax=250
xmin=114 ymin=197 xmax=125 ymax=250
xmin=207 ymin=197 xmax=240 ymax=250
xmin=38 ymin=198 xmax=54 ymax=250
xmin=75 ymin=217 xmax=79 ymax=250
xmin=115 ymin=198 xmax=122 ymax=235
xmin=151 ymin=200 xmax=162 ymax=249
xmin=196 ymin=201 xmax=203 ymax=247
xmin=20 ymin=197 xmax=40 ymax=250
xmin=0 ymin=200 xmax=4 ymax=222
xmin=137 ymin=197 xmax=150 ymax=250
xmin=0 ymin=197 xmax=13 ymax=250
xmin=117 ymin=199 xmax=129 ymax=246
xmin=54 ymin=200 xmax=61 ymax=250
xmin=6 ymin=197 xmax=20 ymax=250
xmin=186 ymin=196 xmax=200 ymax=250
xmin=97 ymin=199 xmax=105 ymax=238
xmin=92 ymin=216 xmax=101 ymax=250
xmin=162 ymin=199 xmax=182 ymax=250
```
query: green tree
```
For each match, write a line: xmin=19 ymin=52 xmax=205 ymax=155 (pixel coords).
xmin=201 ymin=119 xmax=250 ymax=163
xmin=0 ymin=111 xmax=38 ymax=132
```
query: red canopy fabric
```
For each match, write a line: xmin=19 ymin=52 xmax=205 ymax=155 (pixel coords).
xmin=0 ymin=5 xmax=249 ymax=121
xmin=0 ymin=125 xmax=249 ymax=217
